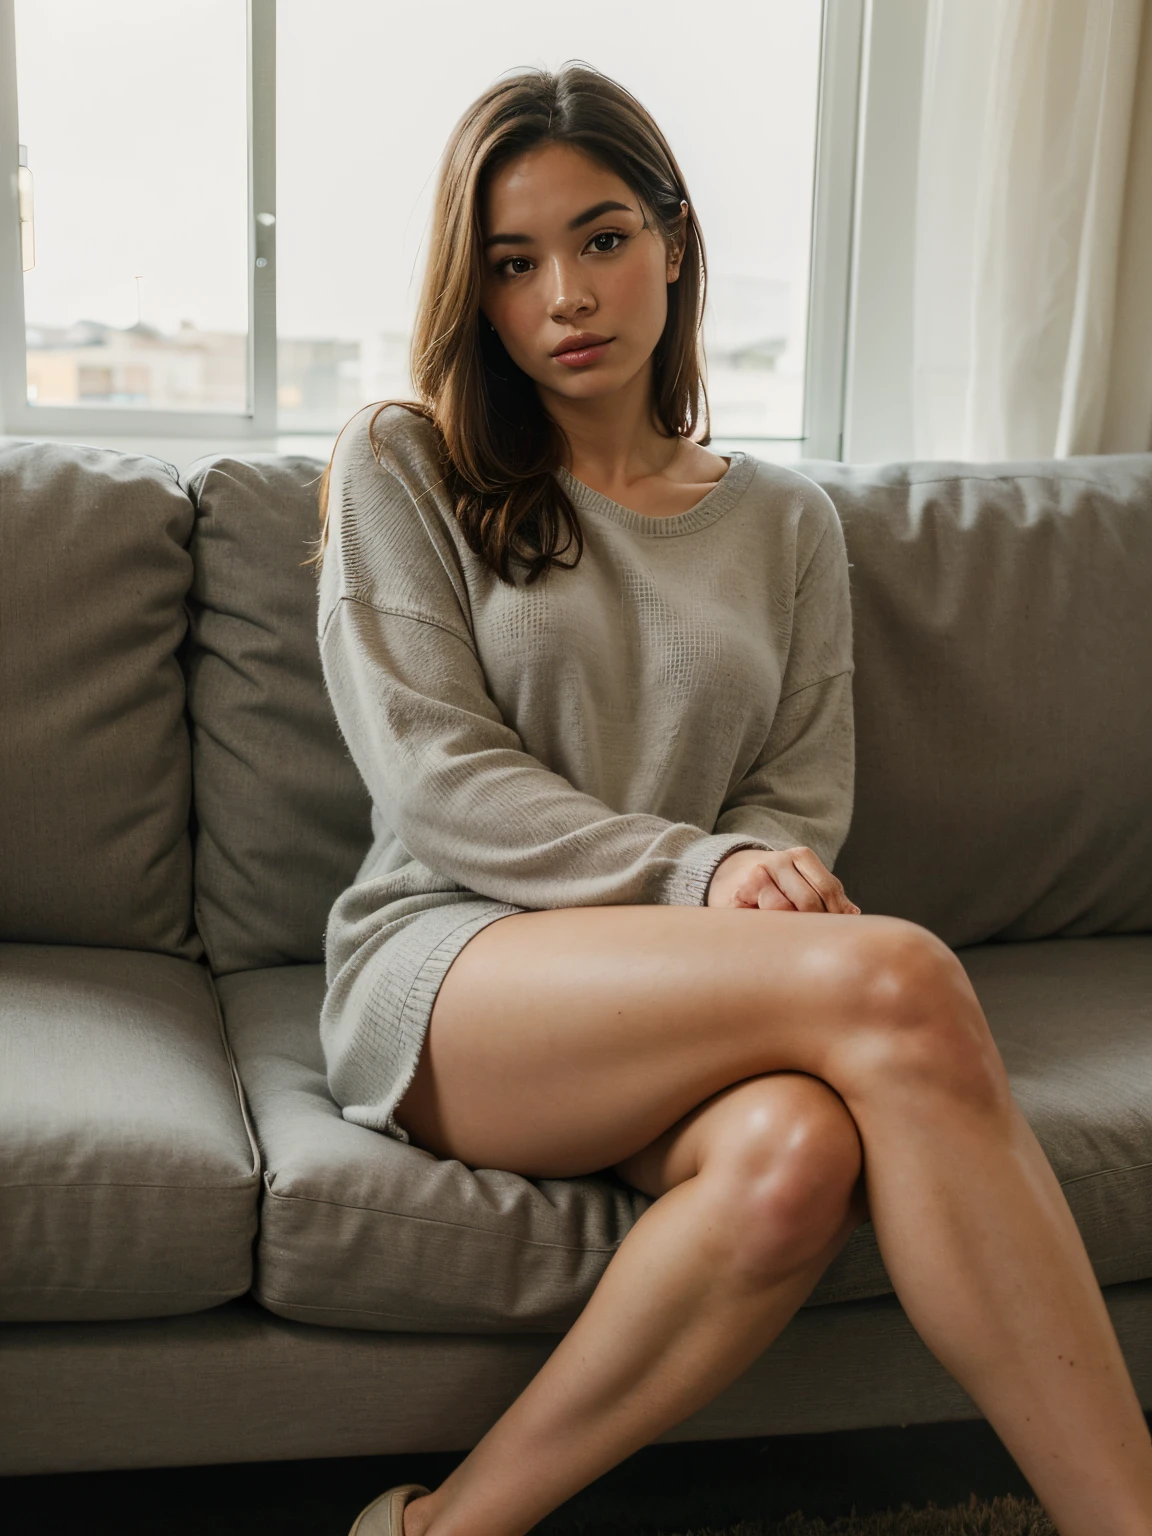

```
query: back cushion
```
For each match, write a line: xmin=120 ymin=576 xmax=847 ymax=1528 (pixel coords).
xmin=182 ymin=445 xmax=1152 ymax=971
xmin=181 ymin=454 xmax=371 ymax=976
xmin=798 ymin=454 xmax=1152 ymax=946
xmin=0 ymin=439 xmax=202 ymax=960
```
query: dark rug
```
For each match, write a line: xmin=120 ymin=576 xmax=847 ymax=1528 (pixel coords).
xmin=2 ymin=1417 xmax=1092 ymax=1534
xmin=646 ymin=1501 xmax=1056 ymax=1533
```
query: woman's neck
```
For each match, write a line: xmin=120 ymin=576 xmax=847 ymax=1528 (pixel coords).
xmin=542 ymin=357 xmax=677 ymax=491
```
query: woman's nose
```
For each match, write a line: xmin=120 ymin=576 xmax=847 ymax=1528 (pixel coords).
xmin=547 ymin=259 xmax=594 ymax=322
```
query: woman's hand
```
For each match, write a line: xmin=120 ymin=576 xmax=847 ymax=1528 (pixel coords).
xmin=707 ymin=845 xmax=862 ymax=913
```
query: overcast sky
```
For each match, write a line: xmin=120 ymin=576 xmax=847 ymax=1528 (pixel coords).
xmin=16 ymin=0 xmax=821 ymax=359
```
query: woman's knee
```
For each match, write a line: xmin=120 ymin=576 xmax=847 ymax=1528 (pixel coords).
xmin=813 ymin=917 xmax=1008 ymax=1108
xmin=695 ymin=1075 xmax=866 ymax=1283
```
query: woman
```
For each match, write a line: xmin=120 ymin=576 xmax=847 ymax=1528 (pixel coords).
xmin=309 ymin=63 xmax=1152 ymax=1536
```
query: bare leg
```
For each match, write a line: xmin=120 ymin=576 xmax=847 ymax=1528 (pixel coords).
xmin=840 ymin=1059 xmax=1152 ymax=1535
xmin=393 ymin=908 xmax=1152 ymax=1536
xmin=403 ymin=1072 xmax=867 ymax=1536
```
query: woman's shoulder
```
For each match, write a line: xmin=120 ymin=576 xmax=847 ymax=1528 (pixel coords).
xmin=322 ymin=401 xmax=473 ymax=620
xmin=333 ymin=400 xmax=446 ymax=497
xmin=740 ymin=454 xmax=845 ymax=566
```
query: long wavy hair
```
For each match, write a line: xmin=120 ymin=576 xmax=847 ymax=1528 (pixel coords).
xmin=305 ymin=62 xmax=711 ymax=586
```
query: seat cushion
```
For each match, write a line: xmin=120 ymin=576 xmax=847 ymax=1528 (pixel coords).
xmin=0 ymin=944 xmax=260 ymax=1321
xmin=180 ymin=453 xmax=371 ymax=976
xmin=0 ymin=439 xmax=202 ymax=960
xmin=221 ymin=935 xmax=1152 ymax=1331
xmin=218 ymin=965 xmax=648 ymax=1332
xmin=797 ymin=453 xmax=1152 ymax=945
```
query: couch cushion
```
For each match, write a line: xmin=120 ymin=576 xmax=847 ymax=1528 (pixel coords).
xmin=9 ymin=1280 xmax=1152 ymax=1474
xmin=797 ymin=454 xmax=1152 ymax=945
xmin=220 ymin=936 xmax=1152 ymax=1331
xmin=0 ymin=944 xmax=259 ymax=1321
xmin=182 ymin=448 xmax=1151 ymax=971
xmin=0 ymin=439 xmax=202 ymax=960
xmin=218 ymin=965 xmax=648 ymax=1332
xmin=180 ymin=454 xmax=371 ymax=976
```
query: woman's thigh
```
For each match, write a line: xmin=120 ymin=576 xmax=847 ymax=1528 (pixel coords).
xmin=394 ymin=904 xmax=975 ymax=1177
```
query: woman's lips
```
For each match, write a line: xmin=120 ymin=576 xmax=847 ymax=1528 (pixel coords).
xmin=553 ymin=339 xmax=613 ymax=368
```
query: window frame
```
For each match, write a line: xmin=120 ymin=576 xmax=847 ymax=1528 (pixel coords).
xmin=0 ymin=0 xmax=277 ymax=439
xmin=803 ymin=0 xmax=865 ymax=458
xmin=0 ymin=0 xmax=861 ymax=456
xmin=839 ymin=0 xmax=929 ymax=463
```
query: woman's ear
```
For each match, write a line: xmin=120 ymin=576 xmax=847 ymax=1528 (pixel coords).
xmin=667 ymin=200 xmax=689 ymax=283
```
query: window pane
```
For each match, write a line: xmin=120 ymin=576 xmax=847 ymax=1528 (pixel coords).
xmin=276 ymin=0 xmax=822 ymax=439
xmin=15 ymin=0 xmax=249 ymax=414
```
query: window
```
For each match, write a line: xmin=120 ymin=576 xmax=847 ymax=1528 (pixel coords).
xmin=0 ymin=0 xmax=860 ymax=456
xmin=276 ymin=0 xmax=823 ymax=444
xmin=8 ymin=0 xmax=254 ymax=429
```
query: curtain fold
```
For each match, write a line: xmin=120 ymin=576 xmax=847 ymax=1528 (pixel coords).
xmin=912 ymin=0 xmax=1152 ymax=459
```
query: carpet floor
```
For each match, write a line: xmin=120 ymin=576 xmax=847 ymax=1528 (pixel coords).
xmin=642 ymin=1500 xmax=1056 ymax=1533
xmin=3 ymin=1415 xmax=1088 ymax=1535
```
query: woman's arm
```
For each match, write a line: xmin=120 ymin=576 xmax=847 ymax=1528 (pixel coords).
xmin=713 ymin=496 xmax=856 ymax=874
xmin=320 ymin=595 xmax=773 ymax=909
xmin=318 ymin=411 xmax=774 ymax=910
xmin=714 ymin=670 xmax=855 ymax=869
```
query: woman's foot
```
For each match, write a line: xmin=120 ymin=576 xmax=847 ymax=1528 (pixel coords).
xmin=403 ymin=1493 xmax=435 ymax=1536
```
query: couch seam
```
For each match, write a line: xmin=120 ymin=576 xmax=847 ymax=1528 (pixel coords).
xmin=830 ymin=470 xmax=1140 ymax=496
xmin=0 ymin=1180 xmax=259 ymax=1193
xmin=259 ymin=1184 xmax=621 ymax=1252
xmin=251 ymin=1289 xmax=571 ymax=1329
xmin=1059 ymin=1159 xmax=1152 ymax=1188
xmin=0 ymin=1179 xmax=256 ymax=1191
xmin=1 ymin=1283 xmax=246 ymax=1296
xmin=205 ymin=965 xmax=263 ymax=1185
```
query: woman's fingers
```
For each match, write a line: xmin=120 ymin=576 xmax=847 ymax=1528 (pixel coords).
xmin=753 ymin=874 xmax=797 ymax=911
xmin=728 ymin=849 xmax=861 ymax=915
xmin=733 ymin=863 xmax=795 ymax=911
xmin=765 ymin=854 xmax=828 ymax=912
xmin=791 ymin=846 xmax=861 ymax=914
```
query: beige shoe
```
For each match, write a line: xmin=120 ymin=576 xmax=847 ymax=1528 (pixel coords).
xmin=348 ymin=1482 xmax=431 ymax=1536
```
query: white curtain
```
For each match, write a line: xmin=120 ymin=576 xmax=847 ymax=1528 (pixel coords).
xmin=911 ymin=0 xmax=1152 ymax=460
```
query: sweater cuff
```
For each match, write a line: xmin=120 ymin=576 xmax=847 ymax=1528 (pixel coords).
xmin=665 ymin=834 xmax=776 ymax=908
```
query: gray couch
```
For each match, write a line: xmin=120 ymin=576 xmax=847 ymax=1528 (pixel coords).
xmin=2 ymin=435 xmax=1151 ymax=1479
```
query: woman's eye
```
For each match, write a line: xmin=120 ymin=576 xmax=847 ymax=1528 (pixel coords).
xmin=495 ymin=234 xmax=624 ymax=275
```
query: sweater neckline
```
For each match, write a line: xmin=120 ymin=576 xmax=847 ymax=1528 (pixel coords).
xmin=554 ymin=450 xmax=755 ymax=536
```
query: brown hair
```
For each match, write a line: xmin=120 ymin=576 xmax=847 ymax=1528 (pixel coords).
xmin=305 ymin=61 xmax=710 ymax=586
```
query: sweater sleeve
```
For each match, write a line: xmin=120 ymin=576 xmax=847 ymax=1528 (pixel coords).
xmin=318 ymin=426 xmax=774 ymax=910
xmin=320 ymin=597 xmax=774 ymax=909
xmin=714 ymin=495 xmax=856 ymax=871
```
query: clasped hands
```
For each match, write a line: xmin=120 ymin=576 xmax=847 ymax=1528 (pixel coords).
xmin=707 ymin=845 xmax=862 ymax=914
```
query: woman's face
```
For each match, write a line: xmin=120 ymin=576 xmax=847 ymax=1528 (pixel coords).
xmin=479 ymin=141 xmax=684 ymax=407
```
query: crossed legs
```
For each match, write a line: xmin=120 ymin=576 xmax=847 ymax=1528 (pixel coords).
xmin=391 ymin=907 xmax=1152 ymax=1536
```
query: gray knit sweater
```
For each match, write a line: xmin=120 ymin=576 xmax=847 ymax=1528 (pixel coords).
xmin=315 ymin=402 xmax=855 ymax=1140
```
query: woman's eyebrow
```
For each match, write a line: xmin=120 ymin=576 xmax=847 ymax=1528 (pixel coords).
xmin=483 ymin=199 xmax=635 ymax=250
xmin=568 ymin=198 xmax=634 ymax=229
